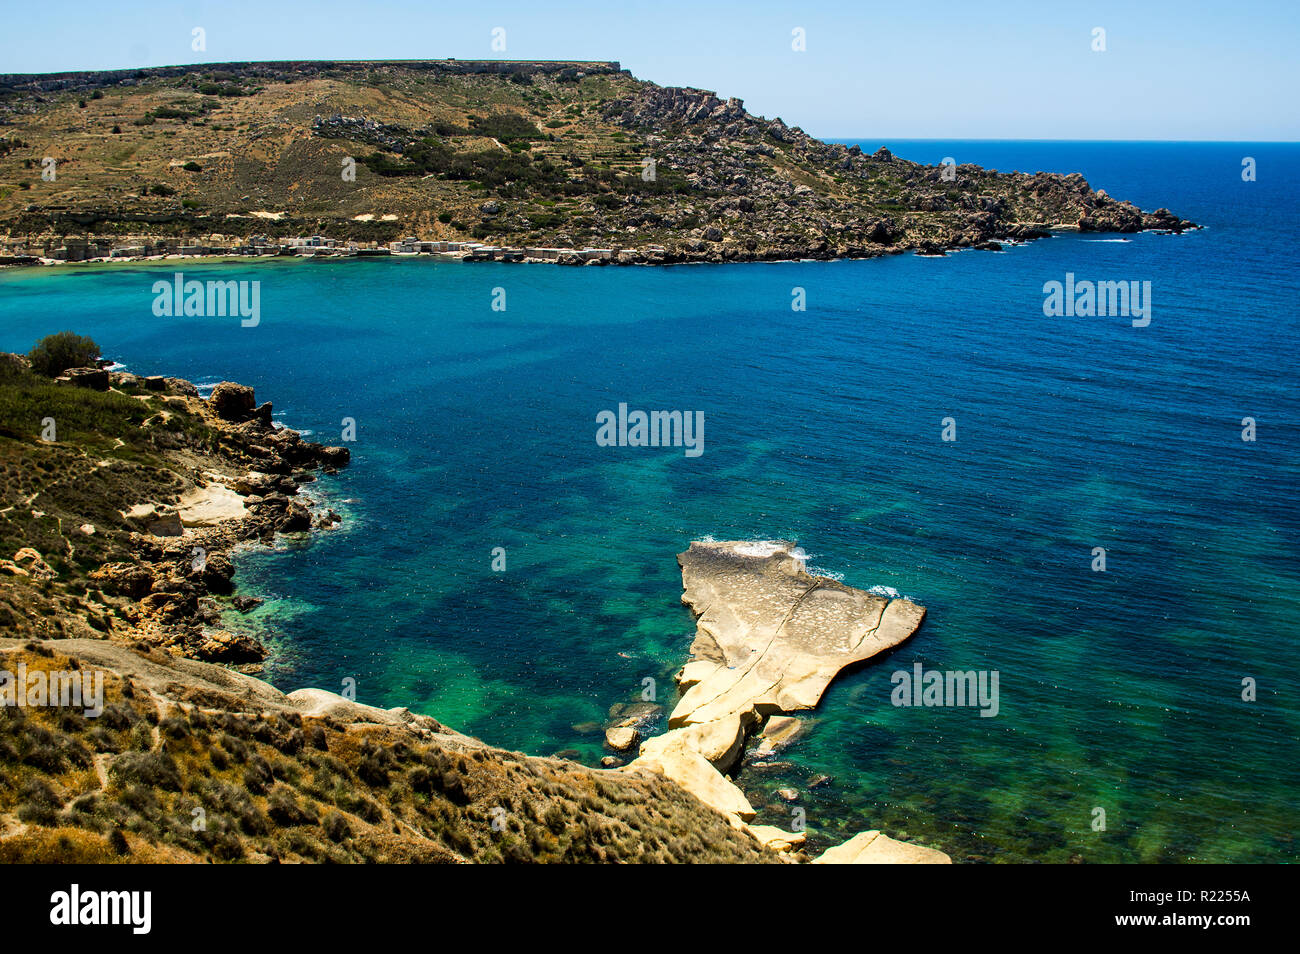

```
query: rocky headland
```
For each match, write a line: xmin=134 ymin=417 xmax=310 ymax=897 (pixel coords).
xmin=0 ymin=60 xmax=1195 ymax=266
xmin=0 ymin=352 xmax=349 ymax=665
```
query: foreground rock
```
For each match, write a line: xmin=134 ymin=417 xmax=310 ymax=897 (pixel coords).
xmin=813 ymin=831 xmax=952 ymax=865
xmin=626 ymin=540 xmax=951 ymax=863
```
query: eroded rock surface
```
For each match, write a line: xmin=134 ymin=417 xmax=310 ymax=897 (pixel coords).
xmin=671 ymin=541 xmax=926 ymax=727
xmin=813 ymin=830 xmax=952 ymax=865
xmin=628 ymin=540 xmax=951 ymax=863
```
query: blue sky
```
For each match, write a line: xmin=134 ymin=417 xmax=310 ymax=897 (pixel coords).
xmin=2 ymin=0 xmax=1295 ymax=140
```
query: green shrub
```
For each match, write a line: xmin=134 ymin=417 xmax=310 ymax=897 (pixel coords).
xmin=27 ymin=332 xmax=100 ymax=377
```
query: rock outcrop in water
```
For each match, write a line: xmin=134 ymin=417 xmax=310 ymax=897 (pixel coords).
xmin=0 ymin=360 xmax=781 ymax=864
xmin=0 ymin=357 xmax=949 ymax=863
xmin=628 ymin=540 xmax=951 ymax=863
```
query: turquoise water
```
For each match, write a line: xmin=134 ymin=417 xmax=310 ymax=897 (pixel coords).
xmin=2 ymin=141 xmax=1297 ymax=862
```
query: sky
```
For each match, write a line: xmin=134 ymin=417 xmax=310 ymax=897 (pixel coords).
xmin=1 ymin=0 xmax=1296 ymax=141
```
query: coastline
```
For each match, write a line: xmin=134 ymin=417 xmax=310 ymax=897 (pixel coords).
xmin=0 ymin=359 xmax=351 ymax=666
xmin=0 ymin=220 xmax=1191 ymax=272
xmin=0 ymin=358 xmax=947 ymax=862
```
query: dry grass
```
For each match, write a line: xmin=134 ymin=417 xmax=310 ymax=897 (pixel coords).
xmin=0 ymin=643 xmax=776 ymax=864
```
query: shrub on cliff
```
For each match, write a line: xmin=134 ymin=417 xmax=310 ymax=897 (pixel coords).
xmin=110 ymin=750 xmax=183 ymax=791
xmin=27 ymin=332 xmax=100 ymax=377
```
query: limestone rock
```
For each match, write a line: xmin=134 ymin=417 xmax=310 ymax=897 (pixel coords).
xmin=177 ymin=483 xmax=248 ymax=526
xmin=197 ymin=628 xmax=265 ymax=664
xmin=145 ymin=511 xmax=184 ymax=537
xmin=605 ymin=725 xmax=640 ymax=751
xmin=627 ymin=539 xmax=942 ymax=862
xmin=233 ymin=472 xmax=274 ymax=496
xmin=11 ymin=547 xmax=56 ymax=580
xmin=276 ymin=501 xmax=312 ymax=532
xmin=209 ymin=381 xmax=256 ymax=422
xmin=813 ymin=830 xmax=952 ymax=865
xmin=632 ymin=743 xmax=755 ymax=821
xmin=89 ymin=561 xmax=153 ymax=597
xmin=319 ymin=445 xmax=351 ymax=468
xmin=755 ymin=714 xmax=803 ymax=757
xmin=745 ymin=824 xmax=806 ymax=852
xmin=670 ymin=540 xmax=926 ymax=728
xmin=640 ymin=714 xmax=747 ymax=772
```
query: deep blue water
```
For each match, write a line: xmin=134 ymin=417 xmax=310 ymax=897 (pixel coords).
xmin=2 ymin=140 xmax=1297 ymax=862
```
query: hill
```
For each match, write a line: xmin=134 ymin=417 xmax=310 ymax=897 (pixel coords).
xmin=0 ymin=59 xmax=1192 ymax=262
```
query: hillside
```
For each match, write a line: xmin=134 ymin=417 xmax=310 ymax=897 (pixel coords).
xmin=0 ymin=60 xmax=1193 ymax=261
xmin=0 ymin=635 xmax=780 ymax=863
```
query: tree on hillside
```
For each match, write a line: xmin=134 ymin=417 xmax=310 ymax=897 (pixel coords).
xmin=28 ymin=331 xmax=101 ymax=377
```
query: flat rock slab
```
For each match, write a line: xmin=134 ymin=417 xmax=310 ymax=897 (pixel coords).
xmin=177 ymin=482 xmax=249 ymax=526
xmin=628 ymin=540 xmax=951 ymax=863
xmin=671 ymin=540 xmax=926 ymax=726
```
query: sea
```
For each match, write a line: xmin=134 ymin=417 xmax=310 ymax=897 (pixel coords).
xmin=2 ymin=140 xmax=1296 ymax=862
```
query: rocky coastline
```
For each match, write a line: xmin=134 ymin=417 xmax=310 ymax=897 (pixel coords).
xmin=0 ymin=200 xmax=1194 ymax=271
xmin=0 ymin=356 xmax=350 ymax=667
xmin=0 ymin=361 xmax=946 ymax=863
xmin=0 ymin=60 xmax=1196 ymax=268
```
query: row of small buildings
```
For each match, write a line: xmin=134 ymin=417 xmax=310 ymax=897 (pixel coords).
xmin=0 ymin=235 xmax=651 ymax=265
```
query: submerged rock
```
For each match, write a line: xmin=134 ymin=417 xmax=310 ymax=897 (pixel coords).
xmin=755 ymin=714 xmax=803 ymax=757
xmin=605 ymin=725 xmax=640 ymax=751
